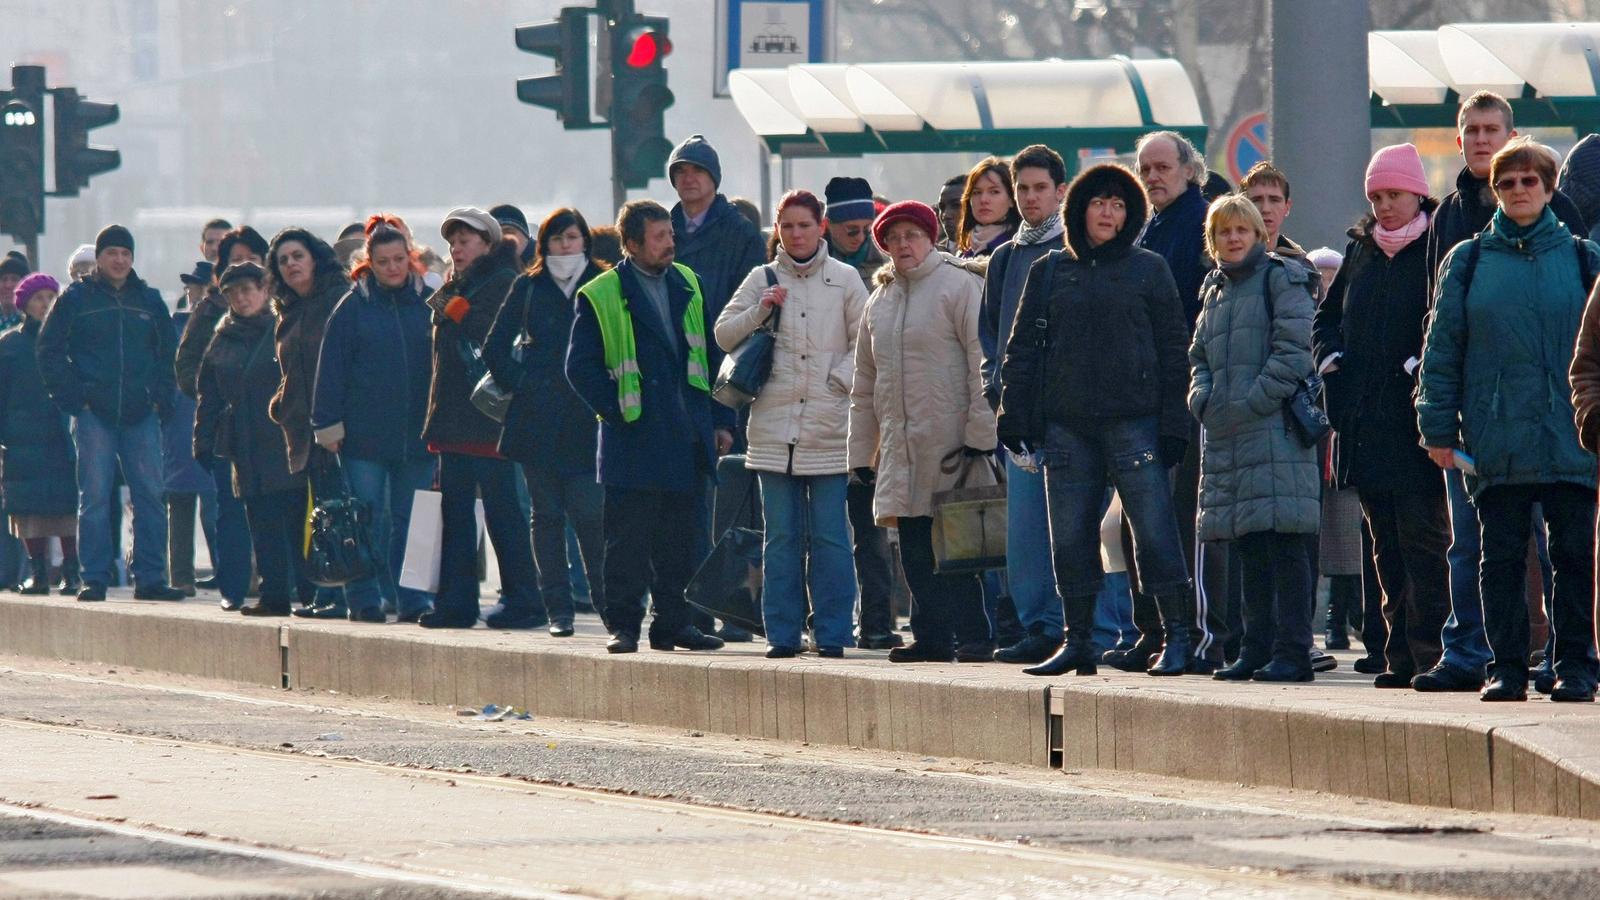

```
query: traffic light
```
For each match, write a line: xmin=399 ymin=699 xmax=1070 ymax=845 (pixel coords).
xmin=516 ymin=6 xmax=595 ymax=128
xmin=609 ymin=14 xmax=674 ymax=189
xmin=50 ymin=87 xmax=121 ymax=197
xmin=0 ymin=65 xmax=46 ymax=243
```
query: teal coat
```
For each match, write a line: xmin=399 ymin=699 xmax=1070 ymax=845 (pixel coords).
xmin=1417 ymin=207 xmax=1600 ymax=496
xmin=1188 ymin=246 xmax=1321 ymax=541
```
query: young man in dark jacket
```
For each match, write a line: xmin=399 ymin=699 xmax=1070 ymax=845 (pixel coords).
xmin=566 ymin=200 xmax=724 ymax=656
xmin=37 ymin=225 xmax=185 ymax=603
xmin=980 ymin=144 xmax=1069 ymax=664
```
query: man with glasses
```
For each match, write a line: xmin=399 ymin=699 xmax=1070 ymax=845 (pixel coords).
xmin=824 ymin=177 xmax=885 ymax=288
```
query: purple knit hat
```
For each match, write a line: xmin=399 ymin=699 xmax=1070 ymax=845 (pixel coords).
xmin=13 ymin=272 xmax=58 ymax=309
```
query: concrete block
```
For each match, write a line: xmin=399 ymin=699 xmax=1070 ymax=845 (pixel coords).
xmin=772 ymin=666 xmax=806 ymax=743
xmin=1558 ymin=765 xmax=1582 ymax=820
xmin=1383 ymin=721 xmax=1410 ymax=804
xmin=454 ymin=645 xmax=525 ymax=711
xmin=706 ymin=664 xmax=751 ymax=736
xmin=1247 ymin=707 xmax=1293 ymax=789
xmin=1095 ymin=693 xmax=1118 ymax=770
xmin=1491 ymin=731 xmax=1519 ymax=813
xmin=1444 ymin=727 xmax=1492 ymax=812
xmin=1405 ymin=722 xmax=1452 ymax=809
xmin=1287 ymin=713 xmax=1331 ymax=793
xmin=916 ymin=678 xmax=957 ymax=759
xmin=802 ymin=668 xmax=851 ymax=748
xmin=843 ymin=667 xmax=880 ymax=749
xmin=885 ymin=676 xmax=921 ymax=753
xmin=1057 ymin=688 xmax=1100 ymax=770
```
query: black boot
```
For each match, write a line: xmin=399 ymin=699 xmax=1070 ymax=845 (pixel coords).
xmin=1024 ymin=593 xmax=1097 ymax=676
xmin=56 ymin=558 xmax=81 ymax=596
xmin=19 ymin=556 xmax=50 ymax=595
xmin=1103 ymin=633 xmax=1161 ymax=671
xmin=1324 ymin=575 xmax=1354 ymax=650
xmin=1147 ymin=588 xmax=1193 ymax=676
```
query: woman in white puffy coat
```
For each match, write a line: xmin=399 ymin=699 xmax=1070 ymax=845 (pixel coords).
xmin=716 ymin=190 xmax=868 ymax=658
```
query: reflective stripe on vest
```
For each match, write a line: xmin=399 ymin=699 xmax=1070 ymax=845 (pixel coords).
xmin=578 ymin=263 xmax=710 ymax=423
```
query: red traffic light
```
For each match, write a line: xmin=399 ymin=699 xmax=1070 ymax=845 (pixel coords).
xmin=624 ymin=29 xmax=671 ymax=67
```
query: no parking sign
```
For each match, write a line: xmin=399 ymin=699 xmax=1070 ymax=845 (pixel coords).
xmin=1224 ymin=112 xmax=1269 ymax=184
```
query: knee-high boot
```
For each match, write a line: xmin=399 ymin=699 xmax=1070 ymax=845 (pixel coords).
xmin=1147 ymin=585 xmax=1194 ymax=676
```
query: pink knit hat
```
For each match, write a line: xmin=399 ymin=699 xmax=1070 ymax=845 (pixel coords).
xmin=13 ymin=272 xmax=58 ymax=309
xmin=1365 ymin=143 xmax=1429 ymax=197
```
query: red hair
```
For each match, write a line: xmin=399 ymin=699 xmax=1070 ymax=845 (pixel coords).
xmin=350 ymin=212 xmax=428 ymax=281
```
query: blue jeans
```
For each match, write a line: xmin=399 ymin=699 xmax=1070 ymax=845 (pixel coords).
xmin=1040 ymin=416 xmax=1189 ymax=600
xmin=758 ymin=471 xmax=856 ymax=651
xmin=1440 ymin=469 xmax=1491 ymax=675
xmin=74 ymin=411 xmax=168 ymax=590
xmin=1005 ymin=456 xmax=1065 ymax=640
xmin=342 ymin=454 xmax=436 ymax=616
xmin=209 ymin=455 xmax=253 ymax=602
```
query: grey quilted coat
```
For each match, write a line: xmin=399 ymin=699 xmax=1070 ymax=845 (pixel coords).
xmin=1188 ymin=245 xmax=1320 ymax=541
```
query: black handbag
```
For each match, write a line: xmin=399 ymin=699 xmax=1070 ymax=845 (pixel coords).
xmin=1260 ymin=257 xmax=1330 ymax=448
xmin=305 ymin=457 xmax=381 ymax=588
xmin=685 ymin=469 xmax=766 ymax=634
xmin=712 ymin=266 xmax=781 ymax=410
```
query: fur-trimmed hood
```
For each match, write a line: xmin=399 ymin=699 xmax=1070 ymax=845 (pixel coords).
xmin=871 ymin=252 xmax=986 ymax=287
xmin=1064 ymin=164 xmax=1149 ymax=260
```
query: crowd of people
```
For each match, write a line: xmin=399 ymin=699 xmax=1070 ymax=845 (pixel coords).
xmin=7 ymin=89 xmax=1600 ymax=702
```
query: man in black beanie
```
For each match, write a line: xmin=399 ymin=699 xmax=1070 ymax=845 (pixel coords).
xmin=823 ymin=177 xmax=885 ymax=288
xmin=37 ymin=224 xmax=185 ymax=602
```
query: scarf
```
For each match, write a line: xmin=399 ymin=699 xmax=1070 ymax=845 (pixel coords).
xmin=1015 ymin=213 xmax=1064 ymax=247
xmin=968 ymin=223 xmax=1010 ymax=254
xmin=545 ymin=253 xmax=588 ymax=297
xmin=1372 ymin=210 xmax=1430 ymax=258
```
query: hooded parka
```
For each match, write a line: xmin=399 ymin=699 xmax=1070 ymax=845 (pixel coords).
xmin=715 ymin=248 xmax=868 ymax=476
xmin=1188 ymin=244 xmax=1321 ymax=541
xmin=847 ymin=250 xmax=996 ymax=524
xmin=194 ymin=310 xmax=303 ymax=498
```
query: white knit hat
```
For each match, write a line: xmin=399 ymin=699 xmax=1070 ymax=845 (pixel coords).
xmin=1306 ymin=247 xmax=1344 ymax=270
xmin=67 ymin=243 xmax=95 ymax=269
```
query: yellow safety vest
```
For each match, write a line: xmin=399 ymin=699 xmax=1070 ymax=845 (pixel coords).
xmin=577 ymin=263 xmax=710 ymax=423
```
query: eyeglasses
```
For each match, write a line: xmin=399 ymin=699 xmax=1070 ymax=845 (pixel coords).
xmin=1494 ymin=174 xmax=1544 ymax=193
xmin=838 ymin=225 xmax=867 ymax=238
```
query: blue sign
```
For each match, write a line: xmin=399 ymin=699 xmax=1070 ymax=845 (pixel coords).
xmin=718 ymin=0 xmax=829 ymax=95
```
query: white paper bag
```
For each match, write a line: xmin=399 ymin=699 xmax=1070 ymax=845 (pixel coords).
xmin=399 ymin=490 xmax=486 ymax=593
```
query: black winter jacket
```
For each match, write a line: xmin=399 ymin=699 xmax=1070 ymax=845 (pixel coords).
xmin=37 ymin=271 xmax=177 ymax=427
xmin=1314 ymin=207 xmax=1440 ymax=493
xmin=423 ymin=238 xmax=520 ymax=450
xmin=195 ymin=310 xmax=303 ymax=498
xmin=0 ymin=319 xmax=77 ymax=516
xmin=997 ymin=164 xmax=1190 ymax=453
xmin=672 ymin=194 xmax=764 ymax=433
xmin=484 ymin=264 xmax=604 ymax=474
xmin=311 ymin=273 xmax=434 ymax=464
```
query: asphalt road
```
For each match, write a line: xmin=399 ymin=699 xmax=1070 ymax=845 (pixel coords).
xmin=2 ymin=656 xmax=1599 ymax=898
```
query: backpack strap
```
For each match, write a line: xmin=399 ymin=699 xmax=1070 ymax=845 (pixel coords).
xmin=1456 ymin=236 xmax=1482 ymax=297
xmin=1575 ymin=234 xmax=1597 ymax=296
xmin=1029 ymin=251 xmax=1060 ymax=348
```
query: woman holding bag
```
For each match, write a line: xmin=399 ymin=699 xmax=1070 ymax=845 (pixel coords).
xmin=716 ymin=190 xmax=867 ymax=658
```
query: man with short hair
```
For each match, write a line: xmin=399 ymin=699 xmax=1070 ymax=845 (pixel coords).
xmin=200 ymin=218 xmax=232 ymax=265
xmin=823 ymin=176 xmax=885 ymax=287
xmin=936 ymin=175 xmax=966 ymax=253
xmin=566 ymin=200 xmax=725 ymax=656
xmin=490 ymin=203 xmax=534 ymax=265
xmin=1413 ymin=91 xmax=1589 ymax=694
xmin=37 ymin=225 xmax=184 ymax=603
xmin=977 ymin=144 xmax=1069 ymax=664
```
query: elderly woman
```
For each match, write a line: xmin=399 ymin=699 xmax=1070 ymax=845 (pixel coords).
xmin=1190 ymin=195 xmax=1321 ymax=683
xmin=996 ymin=163 xmax=1191 ymax=677
xmin=848 ymin=200 xmax=996 ymax=663
xmin=1314 ymin=144 xmax=1451 ymax=690
xmin=1426 ymin=137 xmax=1600 ymax=703
xmin=717 ymin=189 xmax=868 ymax=659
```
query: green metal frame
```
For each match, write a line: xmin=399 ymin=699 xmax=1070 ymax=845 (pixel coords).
xmin=1372 ymin=94 xmax=1600 ymax=133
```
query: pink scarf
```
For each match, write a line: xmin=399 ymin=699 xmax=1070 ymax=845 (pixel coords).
xmin=1372 ymin=210 xmax=1429 ymax=257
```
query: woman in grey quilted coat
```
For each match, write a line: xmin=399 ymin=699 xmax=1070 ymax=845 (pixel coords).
xmin=1189 ymin=195 xmax=1320 ymax=683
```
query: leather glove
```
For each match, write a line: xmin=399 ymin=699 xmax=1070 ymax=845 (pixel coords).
xmin=850 ymin=466 xmax=876 ymax=488
xmin=1159 ymin=435 xmax=1188 ymax=468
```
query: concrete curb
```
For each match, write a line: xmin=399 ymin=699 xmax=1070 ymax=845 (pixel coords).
xmin=3 ymin=593 xmax=1599 ymax=818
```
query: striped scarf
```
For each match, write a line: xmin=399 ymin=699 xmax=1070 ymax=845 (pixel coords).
xmin=1015 ymin=213 xmax=1064 ymax=247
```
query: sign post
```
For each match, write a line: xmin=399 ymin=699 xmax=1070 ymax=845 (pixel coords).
xmin=714 ymin=0 xmax=831 ymax=97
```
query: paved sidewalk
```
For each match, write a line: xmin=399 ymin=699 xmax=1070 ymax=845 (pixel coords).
xmin=1 ymin=588 xmax=1597 ymax=820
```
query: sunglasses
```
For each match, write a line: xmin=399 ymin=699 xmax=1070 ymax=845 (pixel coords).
xmin=837 ymin=225 xmax=868 ymax=238
xmin=1494 ymin=174 xmax=1544 ymax=192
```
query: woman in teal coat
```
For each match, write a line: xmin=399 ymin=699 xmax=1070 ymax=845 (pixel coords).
xmin=1418 ymin=137 xmax=1600 ymax=703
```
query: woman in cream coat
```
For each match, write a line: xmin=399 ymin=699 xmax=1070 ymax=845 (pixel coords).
xmin=717 ymin=190 xmax=868 ymax=658
xmin=847 ymin=200 xmax=998 ymax=663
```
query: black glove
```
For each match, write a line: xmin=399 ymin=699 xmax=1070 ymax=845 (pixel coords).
xmin=1159 ymin=435 xmax=1188 ymax=468
xmin=850 ymin=466 xmax=876 ymax=487
xmin=996 ymin=417 xmax=1028 ymax=456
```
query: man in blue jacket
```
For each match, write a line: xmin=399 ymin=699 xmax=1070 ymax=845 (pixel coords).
xmin=567 ymin=200 xmax=725 ymax=655
xmin=37 ymin=225 xmax=185 ymax=603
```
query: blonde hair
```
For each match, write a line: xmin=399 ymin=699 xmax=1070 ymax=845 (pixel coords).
xmin=1203 ymin=194 xmax=1269 ymax=259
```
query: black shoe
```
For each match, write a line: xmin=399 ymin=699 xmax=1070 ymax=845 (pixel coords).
xmin=76 ymin=584 xmax=106 ymax=603
xmin=1481 ymin=672 xmax=1528 ymax=701
xmin=57 ymin=560 xmax=82 ymax=596
xmin=548 ymin=620 xmax=575 ymax=637
xmin=994 ymin=633 xmax=1062 ymax=664
xmin=418 ymin=610 xmax=477 ymax=629
xmin=1103 ymin=635 xmax=1160 ymax=672
xmin=134 ymin=585 xmax=186 ymax=602
xmin=1023 ymin=637 xmax=1098 ymax=676
xmin=240 ymin=600 xmax=291 ymax=617
xmin=1252 ymin=660 xmax=1314 ymax=683
xmin=219 ymin=597 xmax=244 ymax=612
xmin=1185 ymin=657 xmax=1221 ymax=675
xmin=765 ymin=646 xmax=798 ymax=659
xmin=716 ymin=623 xmax=755 ymax=643
xmin=292 ymin=603 xmax=350 ymax=619
xmin=483 ymin=604 xmax=548 ymax=630
xmin=1352 ymin=653 xmax=1385 ymax=674
xmin=1147 ymin=633 xmax=1190 ymax=676
xmin=1373 ymin=671 xmax=1413 ymax=688
xmin=1310 ymin=650 xmax=1338 ymax=673
xmin=348 ymin=606 xmax=387 ymax=623
xmin=955 ymin=640 xmax=997 ymax=663
xmin=607 ymin=632 xmax=639 ymax=654
xmin=195 ymin=576 xmax=219 ymax=591
xmin=19 ymin=558 xmax=50 ymax=595
xmin=888 ymin=642 xmax=955 ymax=663
xmin=817 ymin=646 xmax=843 ymax=659
xmin=1550 ymin=677 xmax=1596 ymax=702
xmin=1324 ymin=632 xmax=1351 ymax=651
xmin=397 ymin=608 xmax=428 ymax=624
xmin=1534 ymin=668 xmax=1557 ymax=695
xmin=648 ymin=625 xmax=724 ymax=651
xmin=1412 ymin=665 xmax=1483 ymax=692
xmin=1213 ymin=657 xmax=1266 ymax=681
xmin=856 ymin=633 xmax=903 ymax=650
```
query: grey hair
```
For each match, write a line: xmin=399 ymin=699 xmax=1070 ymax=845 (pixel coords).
xmin=1135 ymin=130 xmax=1207 ymax=186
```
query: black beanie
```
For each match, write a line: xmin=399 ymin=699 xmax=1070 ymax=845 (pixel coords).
xmin=0 ymin=251 xmax=29 ymax=279
xmin=96 ymin=224 xmax=135 ymax=258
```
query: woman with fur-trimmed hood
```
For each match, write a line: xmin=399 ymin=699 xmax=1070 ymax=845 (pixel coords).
xmin=996 ymin=163 xmax=1193 ymax=678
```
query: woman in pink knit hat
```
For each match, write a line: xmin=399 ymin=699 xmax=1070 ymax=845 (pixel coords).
xmin=1311 ymin=142 xmax=1452 ymax=690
